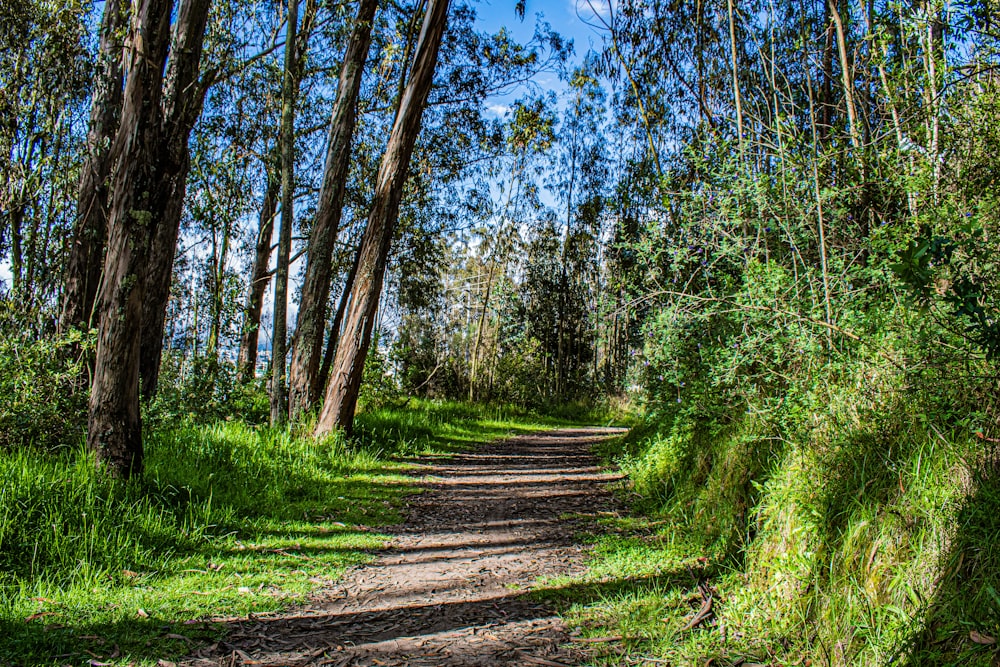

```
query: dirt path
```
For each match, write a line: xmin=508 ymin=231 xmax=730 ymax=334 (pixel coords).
xmin=183 ymin=427 xmax=624 ymax=667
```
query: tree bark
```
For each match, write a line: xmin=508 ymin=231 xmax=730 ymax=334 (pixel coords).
xmin=137 ymin=0 xmax=213 ymax=400
xmin=316 ymin=243 xmax=361 ymax=398
xmin=87 ymin=0 xmax=212 ymax=478
xmin=314 ymin=0 xmax=449 ymax=437
xmin=270 ymin=0 xmax=300 ymax=426
xmin=288 ymin=0 xmax=379 ymax=420
xmin=237 ymin=162 xmax=280 ymax=382
xmin=87 ymin=0 xmax=175 ymax=478
xmin=59 ymin=0 xmax=125 ymax=334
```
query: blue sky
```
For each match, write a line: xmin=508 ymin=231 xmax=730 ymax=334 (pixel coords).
xmin=472 ymin=0 xmax=608 ymax=117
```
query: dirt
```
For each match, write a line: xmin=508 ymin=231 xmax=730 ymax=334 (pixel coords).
xmin=182 ymin=427 xmax=624 ymax=667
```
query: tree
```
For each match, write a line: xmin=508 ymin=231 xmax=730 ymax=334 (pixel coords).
xmin=87 ymin=0 xmax=213 ymax=478
xmin=288 ymin=0 xmax=379 ymax=420
xmin=269 ymin=0 xmax=301 ymax=425
xmin=59 ymin=0 xmax=125 ymax=334
xmin=314 ymin=0 xmax=450 ymax=437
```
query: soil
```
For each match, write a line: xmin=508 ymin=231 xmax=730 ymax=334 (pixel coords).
xmin=182 ymin=427 xmax=624 ymax=667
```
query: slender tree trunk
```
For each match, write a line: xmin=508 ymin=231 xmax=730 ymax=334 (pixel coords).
xmin=556 ymin=109 xmax=579 ymax=400
xmin=60 ymin=0 xmax=125 ymax=334
xmin=314 ymin=0 xmax=450 ymax=437
xmin=206 ymin=214 xmax=232 ymax=359
xmin=288 ymin=0 xmax=379 ymax=419
xmin=828 ymin=0 xmax=860 ymax=151
xmin=237 ymin=163 xmax=280 ymax=382
xmin=87 ymin=0 xmax=212 ymax=478
xmin=137 ymin=0 xmax=213 ymax=400
xmin=139 ymin=160 xmax=189 ymax=398
xmin=469 ymin=258 xmax=496 ymax=402
xmin=316 ymin=244 xmax=361 ymax=398
xmin=727 ymin=0 xmax=744 ymax=160
xmin=270 ymin=0 xmax=300 ymax=426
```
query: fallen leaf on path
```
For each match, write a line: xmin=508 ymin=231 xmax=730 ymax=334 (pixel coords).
xmin=970 ymin=630 xmax=996 ymax=645
xmin=570 ymin=635 xmax=624 ymax=643
xmin=156 ymin=660 xmax=177 ymax=667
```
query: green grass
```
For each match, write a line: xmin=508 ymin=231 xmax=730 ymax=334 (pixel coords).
xmin=537 ymin=385 xmax=1000 ymax=666
xmin=0 ymin=399 xmax=569 ymax=667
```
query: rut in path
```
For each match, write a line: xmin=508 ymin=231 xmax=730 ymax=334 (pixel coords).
xmin=183 ymin=426 xmax=624 ymax=667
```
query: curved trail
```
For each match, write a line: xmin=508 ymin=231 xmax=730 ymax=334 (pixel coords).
xmin=184 ymin=427 xmax=623 ymax=666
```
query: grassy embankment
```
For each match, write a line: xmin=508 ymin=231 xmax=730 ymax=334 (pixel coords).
xmin=539 ymin=373 xmax=1000 ymax=665
xmin=0 ymin=400 xmax=572 ymax=666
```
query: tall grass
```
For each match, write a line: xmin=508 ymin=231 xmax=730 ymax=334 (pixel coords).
xmin=0 ymin=398 xmax=560 ymax=666
xmin=546 ymin=344 xmax=1000 ymax=666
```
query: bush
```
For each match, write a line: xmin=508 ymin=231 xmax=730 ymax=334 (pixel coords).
xmin=0 ymin=323 xmax=90 ymax=450
xmin=148 ymin=353 xmax=269 ymax=425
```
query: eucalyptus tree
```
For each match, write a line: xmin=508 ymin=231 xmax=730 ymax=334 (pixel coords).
xmin=314 ymin=0 xmax=451 ymax=436
xmin=59 ymin=0 xmax=125 ymax=334
xmin=287 ymin=0 xmax=379 ymax=420
xmin=0 ymin=0 xmax=91 ymax=318
xmin=549 ymin=63 xmax=607 ymax=399
xmin=87 ymin=0 xmax=214 ymax=477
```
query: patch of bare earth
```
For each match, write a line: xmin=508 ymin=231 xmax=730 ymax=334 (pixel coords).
xmin=182 ymin=427 xmax=624 ymax=667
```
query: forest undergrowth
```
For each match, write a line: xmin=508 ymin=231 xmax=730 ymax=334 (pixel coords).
xmin=540 ymin=297 xmax=1000 ymax=666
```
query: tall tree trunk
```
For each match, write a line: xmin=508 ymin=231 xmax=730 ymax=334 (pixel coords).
xmin=270 ymin=0 xmax=300 ymax=426
xmin=88 ymin=0 xmax=212 ymax=478
xmin=288 ymin=0 xmax=379 ymax=419
xmin=726 ymin=0 xmax=744 ymax=161
xmin=237 ymin=163 xmax=280 ymax=382
xmin=316 ymin=244 xmax=361 ymax=398
xmin=87 ymin=0 xmax=175 ymax=478
xmin=206 ymin=212 xmax=232 ymax=359
xmin=314 ymin=0 xmax=450 ymax=437
xmin=828 ymin=0 xmax=860 ymax=151
xmin=137 ymin=0 xmax=213 ymax=400
xmin=59 ymin=0 xmax=125 ymax=334
xmin=139 ymin=161 xmax=189 ymax=398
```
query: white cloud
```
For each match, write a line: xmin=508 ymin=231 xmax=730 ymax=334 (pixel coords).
xmin=487 ymin=103 xmax=512 ymax=117
xmin=572 ymin=0 xmax=615 ymax=21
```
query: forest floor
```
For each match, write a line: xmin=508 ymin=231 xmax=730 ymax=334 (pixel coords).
xmin=180 ymin=427 xmax=625 ymax=667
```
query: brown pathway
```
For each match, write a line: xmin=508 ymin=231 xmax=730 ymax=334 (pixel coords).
xmin=183 ymin=427 xmax=624 ymax=666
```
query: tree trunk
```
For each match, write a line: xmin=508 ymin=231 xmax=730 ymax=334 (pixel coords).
xmin=59 ymin=0 xmax=125 ymax=334
xmin=237 ymin=163 xmax=280 ymax=382
xmin=270 ymin=0 xmax=300 ymax=426
xmin=288 ymin=0 xmax=379 ymax=420
xmin=87 ymin=0 xmax=175 ymax=478
xmin=87 ymin=0 xmax=212 ymax=478
xmin=726 ymin=0 xmax=744 ymax=161
xmin=137 ymin=0 xmax=213 ymax=400
xmin=316 ymin=244 xmax=361 ymax=398
xmin=314 ymin=0 xmax=450 ymax=437
xmin=828 ymin=0 xmax=860 ymax=151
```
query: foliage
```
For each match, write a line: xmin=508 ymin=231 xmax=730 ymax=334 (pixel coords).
xmin=0 ymin=312 xmax=90 ymax=450
xmin=148 ymin=353 xmax=269 ymax=426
